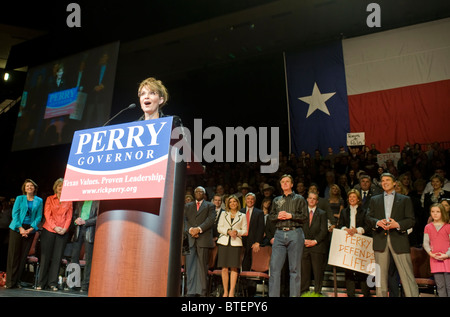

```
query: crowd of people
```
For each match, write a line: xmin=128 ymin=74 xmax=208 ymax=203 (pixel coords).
xmin=1 ymin=75 xmax=449 ymax=297
xmin=0 ymin=179 xmax=97 ymax=292
xmin=183 ymin=142 xmax=450 ymax=297
xmin=1 ymin=142 xmax=449 ymax=297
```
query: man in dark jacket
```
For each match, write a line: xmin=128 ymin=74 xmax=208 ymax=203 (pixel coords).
xmin=71 ymin=200 xmax=99 ymax=292
xmin=301 ymin=191 xmax=328 ymax=295
xmin=366 ymin=173 xmax=419 ymax=297
xmin=184 ymin=186 xmax=215 ymax=296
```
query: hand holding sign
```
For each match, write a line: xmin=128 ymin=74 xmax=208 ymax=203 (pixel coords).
xmin=344 ymin=227 xmax=358 ymax=236
xmin=328 ymin=229 xmax=375 ymax=274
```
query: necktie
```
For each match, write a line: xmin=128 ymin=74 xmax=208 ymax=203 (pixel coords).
xmin=246 ymin=208 xmax=251 ymax=232
xmin=363 ymin=191 xmax=367 ymax=202
xmin=309 ymin=209 xmax=313 ymax=226
xmin=196 ymin=201 xmax=201 ymax=211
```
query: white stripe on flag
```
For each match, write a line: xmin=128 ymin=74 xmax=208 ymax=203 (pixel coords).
xmin=343 ymin=18 xmax=450 ymax=95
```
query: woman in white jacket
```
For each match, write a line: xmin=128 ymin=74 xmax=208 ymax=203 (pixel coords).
xmin=216 ymin=195 xmax=247 ymax=297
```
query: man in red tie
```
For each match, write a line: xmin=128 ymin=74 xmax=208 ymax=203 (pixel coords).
xmin=300 ymin=191 xmax=328 ymax=295
xmin=184 ymin=186 xmax=215 ymax=296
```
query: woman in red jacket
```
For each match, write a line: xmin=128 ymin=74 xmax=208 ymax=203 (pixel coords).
xmin=36 ymin=178 xmax=73 ymax=291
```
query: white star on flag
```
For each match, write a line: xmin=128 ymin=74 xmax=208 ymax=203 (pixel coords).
xmin=298 ymin=82 xmax=336 ymax=118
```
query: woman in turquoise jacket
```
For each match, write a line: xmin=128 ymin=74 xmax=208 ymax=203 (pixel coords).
xmin=5 ymin=179 xmax=43 ymax=288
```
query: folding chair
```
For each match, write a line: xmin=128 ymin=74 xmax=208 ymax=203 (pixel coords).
xmin=238 ymin=246 xmax=271 ymax=296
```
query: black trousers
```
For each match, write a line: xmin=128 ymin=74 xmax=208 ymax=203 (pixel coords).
xmin=301 ymin=250 xmax=326 ymax=294
xmin=6 ymin=229 xmax=35 ymax=287
xmin=71 ymin=226 xmax=94 ymax=289
xmin=344 ymin=269 xmax=371 ymax=297
xmin=38 ymin=228 xmax=68 ymax=288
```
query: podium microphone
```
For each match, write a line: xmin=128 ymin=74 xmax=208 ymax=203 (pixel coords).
xmin=103 ymin=103 xmax=137 ymax=126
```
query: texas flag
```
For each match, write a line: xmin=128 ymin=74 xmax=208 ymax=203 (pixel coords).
xmin=286 ymin=18 xmax=450 ymax=156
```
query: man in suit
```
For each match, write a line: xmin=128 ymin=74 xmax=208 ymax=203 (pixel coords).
xmin=82 ymin=52 xmax=115 ymax=127
xmin=301 ymin=191 xmax=328 ymax=295
xmin=212 ymin=194 xmax=225 ymax=243
xmin=238 ymin=183 xmax=251 ymax=209
xmin=240 ymin=192 xmax=265 ymax=296
xmin=355 ymin=174 xmax=402 ymax=296
xmin=71 ymin=200 xmax=99 ymax=292
xmin=307 ymin=184 xmax=331 ymax=227
xmin=366 ymin=173 xmax=419 ymax=297
xmin=355 ymin=174 xmax=382 ymax=211
xmin=184 ymin=186 xmax=216 ymax=296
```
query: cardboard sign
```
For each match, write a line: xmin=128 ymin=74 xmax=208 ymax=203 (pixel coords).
xmin=60 ymin=117 xmax=173 ymax=201
xmin=376 ymin=152 xmax=401 ymax=168
xmin=328 ymin=228 xmax=375 ymax=274
xmin=347 ymin=132 xmax=365 ymax=146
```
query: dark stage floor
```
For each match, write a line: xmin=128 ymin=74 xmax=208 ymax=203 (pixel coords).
xmin=0 ymin=286 xmax=87 ymax=297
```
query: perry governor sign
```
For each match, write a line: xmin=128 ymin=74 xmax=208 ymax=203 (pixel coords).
xmin=60 ymin=117 xmax=173 ymax=201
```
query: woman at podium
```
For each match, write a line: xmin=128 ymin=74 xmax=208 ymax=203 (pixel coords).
xmin=138 ymin=77 xmax=169 ymax=120
xmin=137 ymin=77 xmax=182 ymax=128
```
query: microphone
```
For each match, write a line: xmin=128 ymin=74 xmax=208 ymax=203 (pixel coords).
xmin=102 ymin=103 xmax=136 ymax=126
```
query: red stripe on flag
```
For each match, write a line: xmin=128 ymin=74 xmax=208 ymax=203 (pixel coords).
xmin=348 ymin=79 xmax=450 ymax=153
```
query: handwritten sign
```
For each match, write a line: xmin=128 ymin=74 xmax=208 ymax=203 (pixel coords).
xmin=376 ymin=152 xmax=401 ymax=168
xmin=347 ymin=132 xmax=365 ymax=146
xmin=328 ymin=228 xmax=375 ymax=274
xmin=60 ymin=117 xmax=173 ymax=201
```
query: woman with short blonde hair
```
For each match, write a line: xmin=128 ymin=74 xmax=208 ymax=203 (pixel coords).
xmin=216 ymin=195 xmax=247 ymax=297
xmin=37 ymin=178 xmax=73 ymax=290
xmin=138 ymin=77 xmax=169 ymax=120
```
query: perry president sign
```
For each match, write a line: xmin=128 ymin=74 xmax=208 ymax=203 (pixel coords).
xmin=60 ymin=117 xmax=173 ymax=201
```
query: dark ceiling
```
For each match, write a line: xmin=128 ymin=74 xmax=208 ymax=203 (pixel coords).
xmin=3 ymin=0 xmax=450 ymax=73
xmin=1 ymin=0 xmax=449 ymax=146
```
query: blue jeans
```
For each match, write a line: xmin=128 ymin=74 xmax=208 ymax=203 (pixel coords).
xmin=269 ymin=227 xmax=304 ymax=297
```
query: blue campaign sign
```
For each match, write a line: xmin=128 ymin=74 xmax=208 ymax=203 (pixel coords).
xmin=44 ymin=87 xmax=79 ymax=118
xmin=61 ymin=117 xmax=173 ymax=201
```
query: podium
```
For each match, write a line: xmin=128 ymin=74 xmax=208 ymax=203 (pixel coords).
xmin=60 ymin=118 xmax=202 ymax=296
xmin=89 ymin=148 xmax=187 ymax=296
